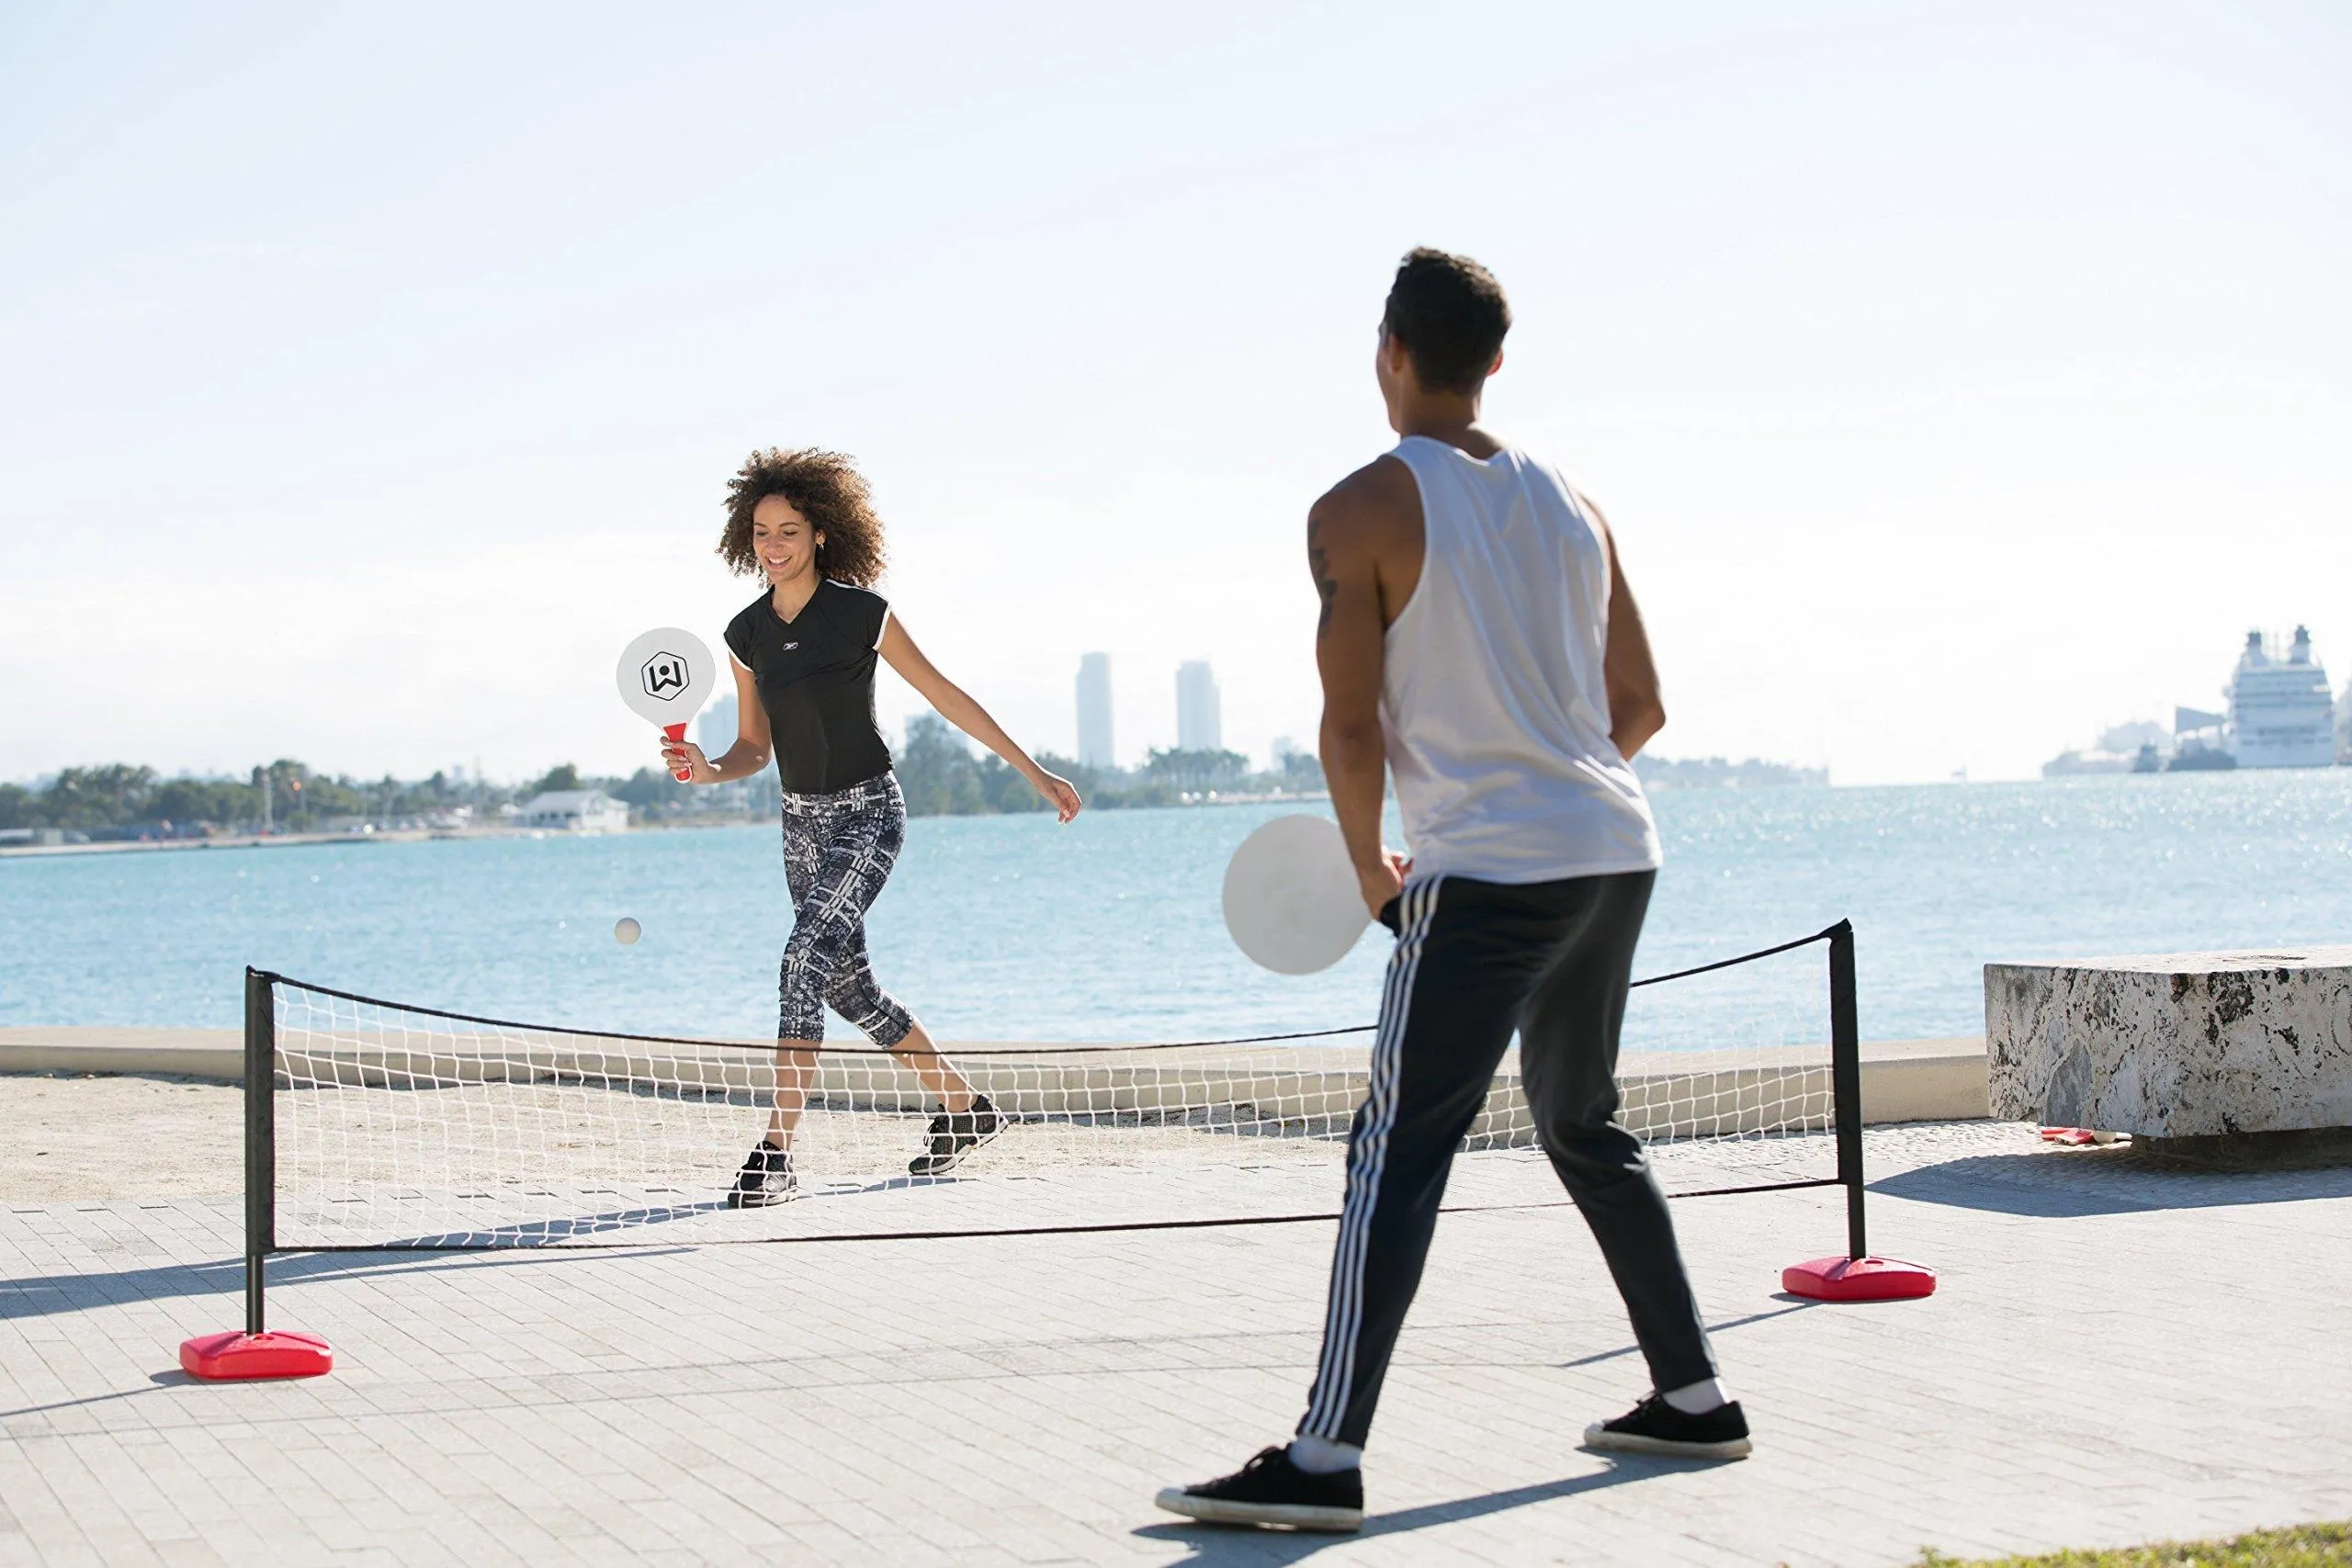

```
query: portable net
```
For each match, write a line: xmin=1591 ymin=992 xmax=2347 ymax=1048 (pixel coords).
xmin=261 ymin=923 xmax=1852 ymax=1251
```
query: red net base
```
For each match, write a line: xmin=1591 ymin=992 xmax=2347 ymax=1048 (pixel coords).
xmin=1781 ymin=1255 xmax=1937 ymax=1302
xmin=179 ymin=1331 xmax=334 ymax=1381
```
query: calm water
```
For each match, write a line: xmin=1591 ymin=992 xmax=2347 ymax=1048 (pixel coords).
xmin=3 ymin=772 xmax=2348 ymax=1047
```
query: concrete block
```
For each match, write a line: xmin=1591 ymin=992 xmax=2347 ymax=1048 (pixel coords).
xmin=1985 ymin=947 xmax=2352 ymax=1136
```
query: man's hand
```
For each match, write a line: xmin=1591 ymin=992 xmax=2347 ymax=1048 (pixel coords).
xmin=1356 ymin=847 xmax=1409 ymax=919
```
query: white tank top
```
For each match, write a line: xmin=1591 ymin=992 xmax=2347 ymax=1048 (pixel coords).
xmin=1380 ymin=436 xmax=1663 ymax=885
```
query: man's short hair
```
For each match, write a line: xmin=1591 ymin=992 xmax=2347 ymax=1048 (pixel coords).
xmin=1382 ymin=247 xmax=1511 ymax=395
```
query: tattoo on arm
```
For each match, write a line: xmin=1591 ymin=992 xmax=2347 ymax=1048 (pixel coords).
xmin=1308 ymin=513 xmax=1338 ymax=635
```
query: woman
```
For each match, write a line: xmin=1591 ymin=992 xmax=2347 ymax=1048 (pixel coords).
xmin=662 ymin=447 xmax=1081 ymax=1206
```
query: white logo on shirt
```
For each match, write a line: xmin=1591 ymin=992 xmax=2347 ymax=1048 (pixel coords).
xmin=781 ymin=641 xmax=799 ymax=651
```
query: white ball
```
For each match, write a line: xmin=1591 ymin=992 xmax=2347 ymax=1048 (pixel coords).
xmin=614 ymin=917 xmax=642 ymax=945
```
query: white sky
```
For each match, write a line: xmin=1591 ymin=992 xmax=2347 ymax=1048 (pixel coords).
xmin=3 ymin=1 xmax=2346 ymax=786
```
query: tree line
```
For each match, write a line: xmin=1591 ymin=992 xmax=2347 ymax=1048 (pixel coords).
xmin=0 ymin=761 xmax=512 ymax=838
xmin=1 ymin=722 xmax=1328 ymax=838
xmin=0 ymin=760 xmax=717 ymax=838
xmin=892 ymin=715 xmax=1325 ymax=817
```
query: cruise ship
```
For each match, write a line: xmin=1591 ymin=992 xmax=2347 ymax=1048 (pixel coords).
xmin=2225 ymin=626 xmax=2336 ymax=769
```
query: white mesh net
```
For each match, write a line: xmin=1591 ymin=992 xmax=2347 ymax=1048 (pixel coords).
xmin=1623 ymin=937 xmax=1841 ymax=1194
xmin=266 ymin=932 xmax=1845 ymax=1249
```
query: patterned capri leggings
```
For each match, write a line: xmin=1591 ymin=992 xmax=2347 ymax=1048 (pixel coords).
xmin=775 ymin=772 xmax=917 ymax=1047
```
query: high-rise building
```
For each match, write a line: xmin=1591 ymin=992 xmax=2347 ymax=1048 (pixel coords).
xmin=1176 ymin=660 xmax=1222 ymax=752
xmin=1076 ymin=653 xmax=1114 ymax=769
xmin=699 ymin=693 xmax=739 ymax=760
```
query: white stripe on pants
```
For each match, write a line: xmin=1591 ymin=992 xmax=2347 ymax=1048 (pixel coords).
xmin=1300 ymin=879 xmax=1437 ymax=1438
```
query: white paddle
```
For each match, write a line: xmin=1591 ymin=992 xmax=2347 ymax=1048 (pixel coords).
xmin=616 ymin=626 xmax=718 ymax=782
xmin=1222 ymin=814 xmax=1372 ymax=975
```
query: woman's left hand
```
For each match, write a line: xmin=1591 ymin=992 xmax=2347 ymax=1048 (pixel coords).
xmin=1034 ymin=771 xmax=1082 ymax=823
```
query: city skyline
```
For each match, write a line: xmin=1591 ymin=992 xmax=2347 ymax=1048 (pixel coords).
xmin=15 ymin=615 xmax=2350 ymax=788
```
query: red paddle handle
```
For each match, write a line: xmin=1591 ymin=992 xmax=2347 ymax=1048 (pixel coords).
xmin=663 ymin=722 xmax=691 ymax=782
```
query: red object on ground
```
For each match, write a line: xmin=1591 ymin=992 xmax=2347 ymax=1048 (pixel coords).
xmin=1781 ymin=1255 xmax=1938 ymax=1302
xmin=2041 ymin=1127 xmax=2098 ymax=1145
xmin=178 ymin=1331 xmax=334 ymax=1380
xmin=663 ymin=721 xmax=691 ymax=782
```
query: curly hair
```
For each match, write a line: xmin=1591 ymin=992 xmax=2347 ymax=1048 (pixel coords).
xmin=718 ymin=447 xmax=888 ymax=589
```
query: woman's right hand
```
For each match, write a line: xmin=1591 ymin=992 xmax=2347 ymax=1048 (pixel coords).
xmin=660 ymin=737 xmax=718 ymax=784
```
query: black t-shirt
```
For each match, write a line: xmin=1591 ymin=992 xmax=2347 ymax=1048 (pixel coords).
xmin=723 ymin=581 xmax=895 ymax=795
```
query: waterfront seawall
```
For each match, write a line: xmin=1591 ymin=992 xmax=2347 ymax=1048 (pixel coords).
xmin=0 ymin=1028 xmax=1991 ymax=1128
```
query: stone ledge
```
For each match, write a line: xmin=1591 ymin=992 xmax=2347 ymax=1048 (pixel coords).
xmin=1986 ymin=947 xmax=2352 ymax=1138
xmin=0 ymin=1026 xmax=243 ymax=1080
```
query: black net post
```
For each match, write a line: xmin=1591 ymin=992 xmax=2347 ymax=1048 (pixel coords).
xmin=243 ymin=968 xmax=276 ymax=1336
xmin=1826 ymin=920 xmax=1866 ymax=1260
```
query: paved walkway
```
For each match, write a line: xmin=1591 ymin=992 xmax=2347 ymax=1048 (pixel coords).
xmin=3 ymin=1123 xmax=2348 ymax=1566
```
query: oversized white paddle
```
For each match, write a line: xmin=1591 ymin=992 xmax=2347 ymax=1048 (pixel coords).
xmin=616 ymin=626 xmax=718 ymax=782
xmin=1222 ymin=814 xmax=1372 ymax=975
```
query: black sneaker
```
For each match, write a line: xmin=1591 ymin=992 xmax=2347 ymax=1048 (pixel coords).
xmin=728 ymin=1141 xmax=796 ymax=1208
xmin=907 ymin=1095 xmax=1003 ymax=1176
xmin=1154 ymin=1446 xmax=1363 ymax=1533
xmin=1582 ymin=1393 xmax=1752 ymax=1459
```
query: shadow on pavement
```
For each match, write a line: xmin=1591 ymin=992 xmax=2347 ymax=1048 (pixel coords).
xmin=1136 ymin=1457 xmax=1690 ymax=1562
xmin=386 ymin=1197 xmax=739 ymax=1246
xmin=0 ymin=1243 xmax=655 ymax=1326
xmin=0 ymin=1246 xmax=687 ymax=1421
xmin=1871 ymin=1147 xmax=2352 ymax=1218
xmin=1555 ymin=1301 xmax=1816 ymax=1369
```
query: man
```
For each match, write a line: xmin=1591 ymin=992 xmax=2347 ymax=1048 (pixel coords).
xmin=1157 ymin=248 xmax=1747 ymax=1534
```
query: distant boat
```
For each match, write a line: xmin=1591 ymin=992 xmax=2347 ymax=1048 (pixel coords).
xmin=2225 ymin=626 xmax=2335 ymax=769
xmin=2046 ymin=629 xmax=2340 ymax=778
xmin=2167 ymin=739 xmax=2237 ymax=773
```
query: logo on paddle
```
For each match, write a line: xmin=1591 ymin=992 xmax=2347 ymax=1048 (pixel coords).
xmin=640 ymin=652 xmax=691 ymax=699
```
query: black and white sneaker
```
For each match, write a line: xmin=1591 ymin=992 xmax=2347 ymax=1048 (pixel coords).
xmin=907 ymin=1095 xmax=1002 ymax=1176
xmin=1154 ymin=1446 xmax=1363 ymax=1533
xmin=728 ymin=1141 xmax=797 ymax=1208
xmin=1582 ymin=1393 xmax=1752 ymax=1459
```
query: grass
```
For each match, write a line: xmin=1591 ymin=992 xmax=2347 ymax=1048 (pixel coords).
xmin=1919 ymin=1523 xmax=2352 ymax=1567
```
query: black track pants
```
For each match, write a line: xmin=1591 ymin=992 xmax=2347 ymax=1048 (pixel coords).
xmin=1296 ymin=869 xmax=1718 ymax=1448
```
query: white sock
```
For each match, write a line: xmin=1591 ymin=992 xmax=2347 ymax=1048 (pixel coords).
xmin=1286 ymin=1435 xmax=1363 ymax=1474
xmin=1660 ymin=1377 xmax=1732 ymax=1415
